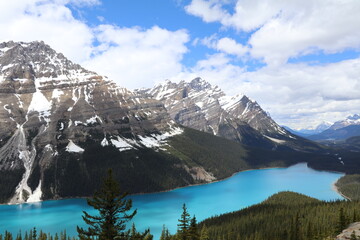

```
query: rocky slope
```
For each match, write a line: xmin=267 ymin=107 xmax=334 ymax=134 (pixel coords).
xmin=0 ymin=41 xmax=212 ymax=204
xmin=0 ymin=41 xmax=338 ymax=205
xmin=336 ymin=222 xmax=360 ymax=240
xmin=143 ymin=78 xmax=322 ymax=152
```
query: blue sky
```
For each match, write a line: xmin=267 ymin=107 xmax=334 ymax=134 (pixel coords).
xmin=0 ymin=0 xmax=360 ymax=128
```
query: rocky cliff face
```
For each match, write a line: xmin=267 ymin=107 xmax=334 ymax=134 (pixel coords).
xmin=0 ymin=41 xmax=186 ymax=204
xmin=143 ymin=78 xmax=321 ymax=151
xmin=336 ymin=222 xmax=360 ymax=240
xmin=0 ymin=41 xmax=325 ymax=204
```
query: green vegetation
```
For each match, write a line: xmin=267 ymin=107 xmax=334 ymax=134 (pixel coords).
xmin=336 ymin=174 xmax=360 ymax=200
xmin=199 ymin=191 xmax=360 ymax=240
xmin=0 ymin=168 xmax=24 ymax=202
xmin=77 ymin=169 xmax=140 ymax=240
xmin=2 ymin=191 xmax=360 ymax=240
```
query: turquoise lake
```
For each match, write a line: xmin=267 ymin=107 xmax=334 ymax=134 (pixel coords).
xmin=0 ymin=163 xmax=344 ymax=239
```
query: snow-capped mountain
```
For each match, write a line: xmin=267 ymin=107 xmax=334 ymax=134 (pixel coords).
xmin=143 ymin=78 xmax=320 ymax=151
xmin=329 ymin=114 xmax=360 ymax=130
xmin=285 ymin=121 xmax=333 ymax=137
xmin=0 ymin=41 xmax=210 ymax=204
xmin=309 ymin=114 xmax=360 ymax=141
xmin=0 ymin=41 xmax=326 ymax=204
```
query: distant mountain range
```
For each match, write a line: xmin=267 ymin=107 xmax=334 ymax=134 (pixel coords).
xmin=283 ymin=122 xmax=333 ymax=137
xmin=308 ymin=115 xmax=360 ymax=141
xmin=140 ymin=78 xmax=322 ymax=152
xmin=0 ymin=40 xmax=350 ymax=204
xmin=284 ymin=115 xmax=360 ymax=141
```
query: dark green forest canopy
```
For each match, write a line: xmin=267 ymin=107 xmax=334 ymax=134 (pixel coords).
xmin=199 ymin=191 xmax=360 ymax=240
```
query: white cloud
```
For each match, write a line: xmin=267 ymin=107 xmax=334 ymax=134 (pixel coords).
xmin=0 ymin=0 xmax=190 ymax=89
xmin=185 ymin=0 xmax=360 ymax=65
xmin=201 ymin=36 xmax=248 ymax=57
xmin=84 ymin=25 xmax=189 ymax=89
xmin=173 ymin=54 xmax=360 ymax=129
xmin=185 ymin=0 xmax=229 ymax=24
xmin=0 ymin=0 xmax=359 ymax=129
xmin=0 ymin=0 xmax=94 ymax=63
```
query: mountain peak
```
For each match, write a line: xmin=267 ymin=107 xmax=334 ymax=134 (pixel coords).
xmin=329 ymin=114 xmax=360 ymax=130
xmin=189 ymin=77 xmax=212 ymax=91
xmin=347 ymin=114 xmax=360 ymax=121
xmin=0 ymin=41 xmax=94 ymax=83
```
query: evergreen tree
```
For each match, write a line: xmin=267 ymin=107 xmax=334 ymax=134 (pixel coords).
xmin=199 ymin=225 xmax=209 ymax=240
xmin=336 ymin=207 xmax=347 ymax=234
xmin=353 ymin=210 xmax=358 ymax=222
xmin=188 ymin=216 xmax=199 ymax=240
xmin=160 ymin=225 xmax=171 ymax=240
xmin=306 ymin=222 xmax=314 ymax=240
xmin=60 ymin=230 xmax=66 ymax=240
xmin=4 ymin=231 xmax=12 ymax=240
xmin=32 ymin=228 xmax=37 ymax=240
xmin=77 ymin=169 xmax=137 ymax=240
xmin=16 ymin=231 xmax=22 ymax=240
xmin=177 ymin=204 xmax=190 ymax=240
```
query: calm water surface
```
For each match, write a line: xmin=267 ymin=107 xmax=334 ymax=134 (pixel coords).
xmin=0 ymin=163 xmax=344 ymax=239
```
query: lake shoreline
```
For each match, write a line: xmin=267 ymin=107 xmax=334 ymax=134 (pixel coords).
xmin=0 ymin=163 xmax=346 ymax=239
xmin=5 ymin=162 xmax=344 ymax=206
xmin=332 ymin=180 xmax=351 ymax=201
xmin=5 ymin=164 xmax=292 ymax=206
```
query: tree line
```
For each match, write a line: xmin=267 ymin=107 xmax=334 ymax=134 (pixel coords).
xmin=1 ymin=171 xmax=360 ymax=240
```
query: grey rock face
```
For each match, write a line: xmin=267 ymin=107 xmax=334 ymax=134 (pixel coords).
xmin=144 ymin=78 xmax=320 ymax=150
xmin=336 ymin=222 xmax=360 ymax=240
xmin=0 ymin=41 xmax=179 ymax=203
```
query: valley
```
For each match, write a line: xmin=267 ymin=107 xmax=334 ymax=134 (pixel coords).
xmin=0 ymin=163 xmax=344 ymax=239
xmin=0 ymin=40 xmax=359 ymax=240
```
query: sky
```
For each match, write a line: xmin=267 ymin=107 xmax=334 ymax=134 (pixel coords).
xmin=0 ymin=0 xmax=359 ymax=129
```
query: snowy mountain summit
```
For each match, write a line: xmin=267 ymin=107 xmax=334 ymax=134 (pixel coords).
xmin=0 ymin=41 xmax=324 ymax=205
xmin=0 ymin=41 xmax=182 ymax=204
xmin=143 ymin=78 xmax=318 ymax=150
xmin=329 ymin=114 xmax=360 ymax=130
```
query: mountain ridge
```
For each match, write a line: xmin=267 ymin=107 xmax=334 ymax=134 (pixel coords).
xmin=0 ymin=40 xmax=351 ymax=205
xmin=143 ymin=78 xmax=324 ymax=152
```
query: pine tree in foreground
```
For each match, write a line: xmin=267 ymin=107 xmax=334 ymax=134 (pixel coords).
xmin=77 ymin=169 xmax=137 ymax=240
xmin=188 ymin=216 xmax=199 ymax=240
xmin=199 ymin=225 xmax=209 ymax=240
xmin=160 ymin=225 xmax=171 ymax=240
xmin=177 ymin=204 xmax=191 ymax=240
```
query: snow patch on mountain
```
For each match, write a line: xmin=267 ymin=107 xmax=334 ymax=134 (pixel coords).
xmin=265 ymin=136 xmax=286 ymax=144
xmin=66 ymin=140 xmax=84 ymax=153
xmin=110 ymin=136 xmax=135 ymax=151
xmin=219 ymin=94 xmax=244 ymax=112
xmin=26 ymin=181 xmax=42 ymax=203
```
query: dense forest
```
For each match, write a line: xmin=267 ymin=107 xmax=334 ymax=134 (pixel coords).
xmin=199 ymin=191 xmax=360 ymax=240
xmin=1 ymin=191 xmax=360 ymax=240
xmin=336 ymin=174 xmax=360 ymax=200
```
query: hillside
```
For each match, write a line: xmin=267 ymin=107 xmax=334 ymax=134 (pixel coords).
xmin=309 ymin=125 xmax=360 ymax=141
xmin=0 ymin=41 xmax=333 ymax=205
xmin=200 ymin=191 xmax=360 ymax=240
xmin=143 ymin=78 xmax=324 ymax=153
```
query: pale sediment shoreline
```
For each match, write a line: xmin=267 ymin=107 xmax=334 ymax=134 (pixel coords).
xmin=3 ymin=165 xmax=287 ymax=205
xmin=332 ymin=180 xmax=351 ymax=200
xmin=4 ymin=162 xmax=344 ymax=205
